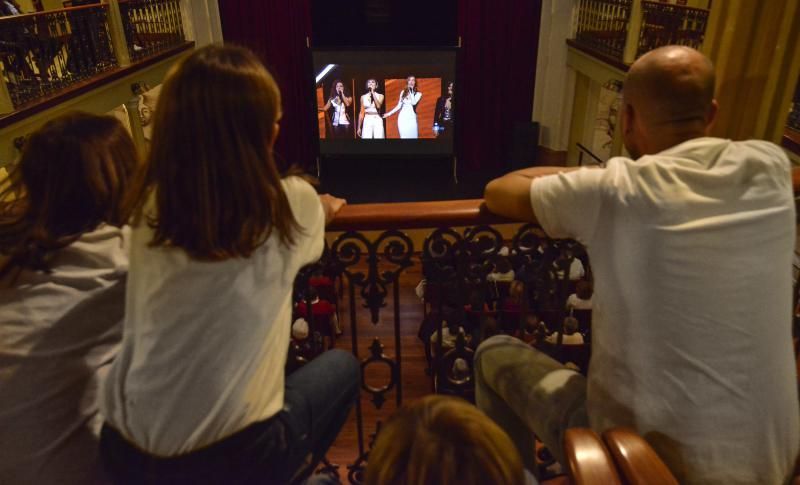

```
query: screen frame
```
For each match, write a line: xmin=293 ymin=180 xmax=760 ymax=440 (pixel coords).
xmin=310 ymin=45 xmax=460 ymax=160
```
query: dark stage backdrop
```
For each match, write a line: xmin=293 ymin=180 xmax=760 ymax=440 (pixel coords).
xmin=219 ymin=0 xmax=542 ymax=171
xmin=218 ymin=0 xmax=317 ymax=171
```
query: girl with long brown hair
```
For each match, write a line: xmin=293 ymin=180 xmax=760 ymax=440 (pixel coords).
xmin=98 ymin=45 xmax=356 ymax=484
xmin=365 ymin=395 xmax=528 ymax=485
xmin=0 ymin=112 xmax=137 ymax=484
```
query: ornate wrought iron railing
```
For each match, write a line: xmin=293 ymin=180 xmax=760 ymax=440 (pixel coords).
xmin=573 ymin=0 xmax=633 ymax=60
xmin=293 ymin=200 xmax=592 ymax=483
xmin=118 ymin=0 xmax=185 ymax=62
xmin=637 ymin=1 xmax=709 ymax=57
xmin=0 ymin=4 xmax=117 ymax=108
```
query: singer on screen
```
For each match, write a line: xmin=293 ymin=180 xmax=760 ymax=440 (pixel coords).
xmin=319 ymin=80 xmax=353 ymax=139
xmin=357 ymin=79 xmax=385 ymax=139
xmin=383 ymin=76 xmax=422 ymax=139
xmin=433 ymin=81 xmax=454 ymax=139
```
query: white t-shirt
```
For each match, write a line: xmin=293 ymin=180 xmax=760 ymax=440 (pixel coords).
xmin=568 ymin=258 xmax=585 ymax=280
xmin=100 ymin=177 xmax=325 ymax=456
xmin=545 ymin=331 xmax=584 ymax=345
xmin=530 ymin=138 xmax=799 ymax=485
xmin=0 ymin=224 xmax=128 ymax=484
xmin=566 ymin=293 xmax=593 ymax=310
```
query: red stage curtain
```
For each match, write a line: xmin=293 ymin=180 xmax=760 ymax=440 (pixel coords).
xmin=218 ymin=0 xmax=317 ymax=172
xmin=457 ymin=0 xmax=542 ymax=169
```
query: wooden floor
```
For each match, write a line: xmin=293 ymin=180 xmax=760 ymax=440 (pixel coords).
xmin=324 ymin=261 xmax=432 ymax=481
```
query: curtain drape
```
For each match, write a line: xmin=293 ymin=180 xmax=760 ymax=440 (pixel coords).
xmin=219 ymin=0 xmax=317 ymax=171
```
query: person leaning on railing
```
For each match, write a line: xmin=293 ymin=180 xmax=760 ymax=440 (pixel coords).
xmin=0 ymin=112 xmax=138 ymax=484
xmin=480 ymin=45 xmax=798 ymax=484
xmin=97 ymin=45 xmax=356 ymax=484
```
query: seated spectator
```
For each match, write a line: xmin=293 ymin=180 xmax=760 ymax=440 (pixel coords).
xmin=415 ymin=277 xmax=426 ymax=301
xmin=480 ymin=46 xmax=799 ymax=483
xmin=479 ymin=315 xmax=501 ymax=342
xmin=296 ymin=287 xmax=335 ymax=316
xmin=545 ymin=317 xmax=584 ymax=345
xmin=566 ymin=280 xmax=593 ymax=311
xmin=365 ymin=395 xmax=530 ymax=485
xmin=431 ymin=324 xmax=472 ymax=353
xmin=520 ymin=314 xmax=547 ymax=344
xmin=98 ymin=46 xmax=357 ymax=484
xmin=488 ymin=256 xmax=515 ymax=282
xmin=292 ymin=318 xmax=324 ymax=362
xmin=566 ymin=249 xmax=585 ymax=281
xmin=0 ymin=113 xmax=137 ymax=484
xmin=502 ymin=280 xmax=525 ymax=313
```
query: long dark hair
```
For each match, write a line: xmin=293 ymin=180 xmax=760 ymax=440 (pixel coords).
xmin=123 ymin=44 xmax=300 ymax=261
xmin=329 ymin=79 xmax=348 ymax=100
xmin=0 ymin=112 xmax=138 ymax=277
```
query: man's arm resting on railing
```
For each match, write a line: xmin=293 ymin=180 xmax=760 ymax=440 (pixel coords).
xmin=484 ymin=167 xmax=581 ymax=222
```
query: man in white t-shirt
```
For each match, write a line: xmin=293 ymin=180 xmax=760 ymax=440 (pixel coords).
xmin=476 ymin=46 xmax=799 ymax=485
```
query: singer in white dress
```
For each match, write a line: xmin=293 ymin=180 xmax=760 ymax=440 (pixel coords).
xmin=384 ymin=76 xmax=422 ymax=139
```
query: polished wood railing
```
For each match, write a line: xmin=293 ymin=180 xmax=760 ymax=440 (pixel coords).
xmin=0 ymin=4 xmax=117 ymax=109
xmin=573 ymin=0 xmax=633 ymax=61
xmin=118 ymin=0 xmax=184 ymax=62
xmin=637 ymin=1 xmax=709 ymax=57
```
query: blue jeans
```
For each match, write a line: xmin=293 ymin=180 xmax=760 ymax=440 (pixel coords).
xmin=100 ymin=349 xmax=360 ymax=485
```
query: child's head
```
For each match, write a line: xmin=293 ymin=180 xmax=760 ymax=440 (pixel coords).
xmin=1 ymin=112 xmax=137 ymax=271
xmin=129 ymin=44 xmax=298 ymax=260
xmin=365 ymin=395 xmax=526 ymax=485
xmin=563 ymin=316 xmax=579 ymax=335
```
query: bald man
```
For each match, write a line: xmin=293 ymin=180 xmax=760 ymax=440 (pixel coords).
xmin=476 ymin=46 xmax=798 ymax=484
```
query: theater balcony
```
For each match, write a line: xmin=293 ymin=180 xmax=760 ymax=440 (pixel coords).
xmin=533 ymin=0 xmax=800 ymax=166
xmin=0 ymin=0 xmax=222 ymax=166
xmin=1 ymin=1 xmax=798 ymax=482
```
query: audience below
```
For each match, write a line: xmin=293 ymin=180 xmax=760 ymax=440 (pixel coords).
xmin=96 ymin=45 xmax=354 ymax=484
xmin=0 ymin=113 xmax=138 ymax=484
xmin=365 ymin=395 xmax=533 ymax=485
xmin=545 ymin=317 xmax=584 ymax=346
xmin=482 ymin=45 xmax=799 ymax=484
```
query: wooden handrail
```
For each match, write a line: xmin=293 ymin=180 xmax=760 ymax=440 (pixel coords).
xmin=327 ymin=199 xmax=515 ymax=232
xmin=327 ymin=166 xmax=800 ymax=231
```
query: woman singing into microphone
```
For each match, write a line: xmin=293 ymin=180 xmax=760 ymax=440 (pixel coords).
xmin=319 ymin=80 xmax=353 ymax=139
xmin=383 ymin=76 xmax=422 ymax=139
xmin=357 ymin=79 xmax=385 ymax=139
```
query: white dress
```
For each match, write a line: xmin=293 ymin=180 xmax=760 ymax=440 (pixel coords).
xmin=386 ymin=90 xmax=422 ymax=139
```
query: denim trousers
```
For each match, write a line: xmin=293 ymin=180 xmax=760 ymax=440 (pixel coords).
xmin=474 ymin=335 xmax=589 ymax=471
xmin=100 ymin=349 xmax=360 ymax=485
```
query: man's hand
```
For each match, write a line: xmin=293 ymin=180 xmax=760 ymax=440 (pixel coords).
xmin=319 ymin=194 xmax=347 ymax=224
